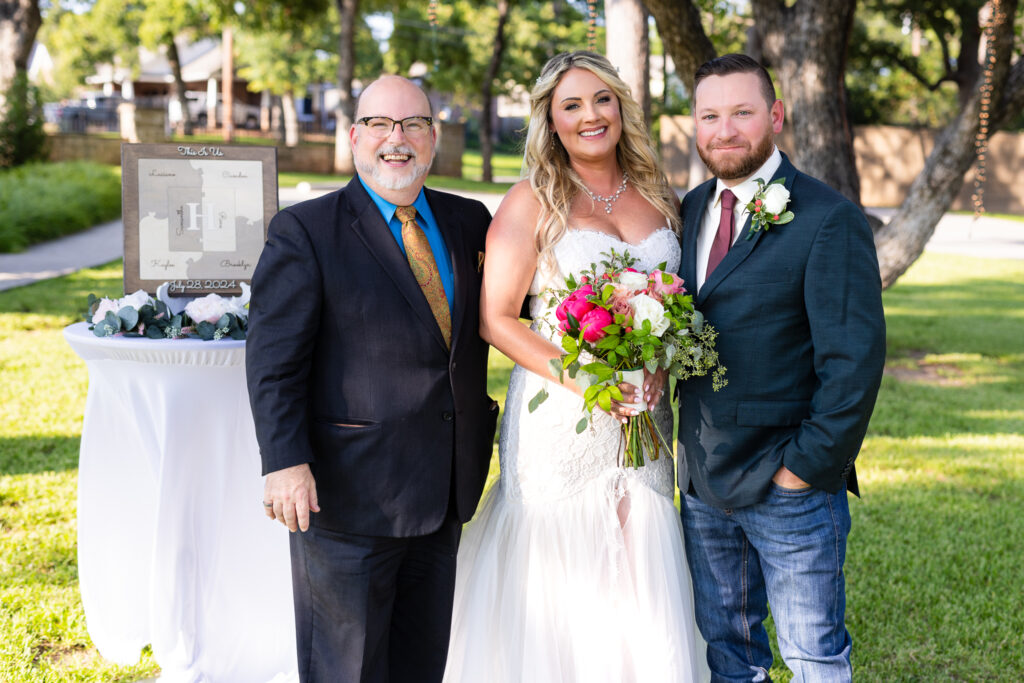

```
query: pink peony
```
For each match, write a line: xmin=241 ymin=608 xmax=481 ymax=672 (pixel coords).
xmin=555 ymin=285 xmax=596 ymax=323
xmin=649 ymin=270 xmax=686 ymax=299
xmin=579 ymin=307 xmax=614 ymax=342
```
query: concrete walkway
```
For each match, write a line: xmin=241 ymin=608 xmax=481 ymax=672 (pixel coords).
xmin=1 ymin=186 xmax=1021 ymax=293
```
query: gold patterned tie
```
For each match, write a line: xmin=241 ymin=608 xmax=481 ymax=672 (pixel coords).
xmin=395 ymin=205 xmax=451 ymax=347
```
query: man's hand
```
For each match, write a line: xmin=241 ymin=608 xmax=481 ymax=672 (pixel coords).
xmin=772 ymin=465 xmax=811 ymax=489
xmin=263 ymin=463 xmax=320 ymax=532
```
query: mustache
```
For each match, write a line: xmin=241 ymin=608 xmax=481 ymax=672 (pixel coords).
xmin=708 ymin=139 xmax=749 ymax=150
xmin=377 ymin=144 xmax=416 ymax=157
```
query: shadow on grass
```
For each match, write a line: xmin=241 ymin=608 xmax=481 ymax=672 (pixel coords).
xmin=0 ymin=435 xmax=80 ymax=475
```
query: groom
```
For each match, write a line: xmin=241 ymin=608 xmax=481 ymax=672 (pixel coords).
xmin=247 ymin=75 xmax=498 ymax=682
xmin=676 ymin=54 xmax=886 ymax=680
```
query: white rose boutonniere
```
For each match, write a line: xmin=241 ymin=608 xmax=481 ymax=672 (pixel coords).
xmin=745 ymin=178 xmax=794 ymax=239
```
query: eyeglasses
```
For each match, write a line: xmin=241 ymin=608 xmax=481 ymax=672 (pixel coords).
xmin=356 ymin=116 xmax=433 ymax=139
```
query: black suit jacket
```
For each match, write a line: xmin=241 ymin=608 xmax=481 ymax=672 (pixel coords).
xmin=676 ymin=153 xmax=886 ymax=509
xmin=246 ymin=177 xmax=498 ymax=537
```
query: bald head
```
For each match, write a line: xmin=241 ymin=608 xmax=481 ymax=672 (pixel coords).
xmin=355 ymin=75 xmax=433 ymax=121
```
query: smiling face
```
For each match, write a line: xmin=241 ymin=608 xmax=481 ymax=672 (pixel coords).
xmin=693 ymin=71 xmax=784 ymax=184
xmin=350 ymin=76 xmax=436 ymax=204
xmin=548 ymin=67 xmax=622 ymax=166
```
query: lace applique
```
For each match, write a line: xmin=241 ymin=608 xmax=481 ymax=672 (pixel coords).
xmin=500 ymin=228 xmax=681 ymax=502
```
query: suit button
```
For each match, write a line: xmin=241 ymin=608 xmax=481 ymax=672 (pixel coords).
xmin=451 ymin=361 xmax=457 ymax=370
xmin=442 ymin=411 xmax=453 ymax=421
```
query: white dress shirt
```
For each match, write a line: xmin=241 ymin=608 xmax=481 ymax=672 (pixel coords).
xmin=696 ymin=147 xmax=782 ymax=292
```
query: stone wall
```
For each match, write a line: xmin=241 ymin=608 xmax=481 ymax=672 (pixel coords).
xmin=46 ymin=121 xmax=466 ymax=178
xmin=659 ymin=116 xmax=1024 ymax=215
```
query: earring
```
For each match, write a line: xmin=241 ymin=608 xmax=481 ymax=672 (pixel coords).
xmin=551 ymin=132 xmax=557 ymax=151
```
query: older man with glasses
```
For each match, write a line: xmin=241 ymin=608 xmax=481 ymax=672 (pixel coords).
xmin=247 ymin=75 xmax=498 ymax=683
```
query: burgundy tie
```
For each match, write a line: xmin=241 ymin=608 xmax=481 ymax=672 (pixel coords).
xmin=706 ymin=189 xmax=736 ymax=278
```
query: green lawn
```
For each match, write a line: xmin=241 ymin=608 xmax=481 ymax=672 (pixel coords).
xmin=1 ymin=251 xmax=1022 ymax=680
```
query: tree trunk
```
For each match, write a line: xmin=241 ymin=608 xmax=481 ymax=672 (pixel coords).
xmin=648 ymin=0 xmax=1024 ymax=289
xmin=606 ymin=0 xmax=651 ymax=128
xmin=752 ymin=0 xmax=861 ymax=205
xmin=0 ymin=0 xmax=42 ymax=115
xmin=874 ymin=0 xmax=1019 ymax=288
xmin=333 ymin=0 xmax=358 ymax=174
xmin=645 ymin=0 xmax=715 ymax=95
xmin=222 ymin=25 xmax=234 ymax=142
xmin=167 ymin=35 xmax=193 ymax=136
xmin=481 ymin=0 xmax=510 ymax=184
xmin=282 ymin=90 xmax=299 ymax=148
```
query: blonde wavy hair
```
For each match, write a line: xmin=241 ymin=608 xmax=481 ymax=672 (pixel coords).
xmin=523 ymin=51 xmax=680 ymax=273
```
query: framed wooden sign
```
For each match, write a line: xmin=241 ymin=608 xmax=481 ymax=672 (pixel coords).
xmin=121 ymin=143 xmax=278 ymax=296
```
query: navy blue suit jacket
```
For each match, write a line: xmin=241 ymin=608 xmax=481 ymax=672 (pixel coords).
xmin=676 ymin=153 xmax=886 ymax=509
xmin=246 ymin=177 xmax=497 ymax=537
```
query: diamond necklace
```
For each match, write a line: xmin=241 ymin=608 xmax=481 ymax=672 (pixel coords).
xmin=584 ymin=173 xmax=629 ymax=214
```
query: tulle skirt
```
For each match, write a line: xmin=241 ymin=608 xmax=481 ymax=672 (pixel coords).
xmin=443 ymin=469 xmax=709 ymax=682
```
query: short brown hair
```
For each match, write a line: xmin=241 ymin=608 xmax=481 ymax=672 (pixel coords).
xmin=694 ymin=54 xmax=777 ymax=107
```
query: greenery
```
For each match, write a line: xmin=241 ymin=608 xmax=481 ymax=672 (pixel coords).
xmin=2 ymin=248 xmax=1021 ymax=680
xmin=0 ymin=72 xmax=48 ymax=169
xmin=0 ymin=162 xmax=121 ymax=253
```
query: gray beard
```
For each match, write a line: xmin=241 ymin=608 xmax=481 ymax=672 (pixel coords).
xmin=355 ymin=146 xmax=434 ymax=191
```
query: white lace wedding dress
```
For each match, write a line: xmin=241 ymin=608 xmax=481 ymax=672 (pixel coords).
xmin=443 ymin=228 xmax=709 ymax=683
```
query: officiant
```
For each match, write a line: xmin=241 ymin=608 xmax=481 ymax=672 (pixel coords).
xmin=246 ymin=75 xmax=498 ymax=683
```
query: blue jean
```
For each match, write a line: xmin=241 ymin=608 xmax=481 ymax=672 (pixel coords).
xmin=681 ymin=485 xmax=853 ymax=682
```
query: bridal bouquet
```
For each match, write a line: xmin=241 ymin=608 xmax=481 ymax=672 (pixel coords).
xmin=530 ymin=249 xmax=726 ymax=468
xmin=85 ymin=284 xmax=249 ymax=341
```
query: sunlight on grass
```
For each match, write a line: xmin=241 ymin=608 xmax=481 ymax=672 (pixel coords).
xmin=1 ymin=251 xmax=1023 ymax=680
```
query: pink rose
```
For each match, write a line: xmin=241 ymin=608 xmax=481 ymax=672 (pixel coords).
xmin=555 ymin=285 xmax=596 ymax=323
xmin=579 ymin=307 xmax=613 ymax=342
xmin=649 ymin=270 xmax=686 ymax=299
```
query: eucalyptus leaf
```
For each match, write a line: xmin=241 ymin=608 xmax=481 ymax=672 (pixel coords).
xmin=528 ymin=388 xmax=549 ymax=413
xmin=576 ymin=417 xmax=589 ymax=434
xmin=118 ymin=306 xmax=139 ymax=330
xmin=692 ymin=310 xmax=704 ymax=333
xmin=646 ymin=359 xmax=660 ymax=373
xmin=548 ymin=357 xmax=564 ymax=379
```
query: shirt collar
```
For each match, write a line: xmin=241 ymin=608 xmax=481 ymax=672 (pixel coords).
xmin=357 ymin=174 xmax=428 ymax=224
xmin=713 ymin=146 xmax=782 ymax=211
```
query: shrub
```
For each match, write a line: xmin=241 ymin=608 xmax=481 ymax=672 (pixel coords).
xmin=0 ymin=71 xmax=48 ymax=168
xmin=0 ymin=162 xmax=121 ymax=252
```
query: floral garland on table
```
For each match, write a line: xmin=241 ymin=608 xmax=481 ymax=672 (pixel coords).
xmin=84 ymin=284 xmax=249 ymax=341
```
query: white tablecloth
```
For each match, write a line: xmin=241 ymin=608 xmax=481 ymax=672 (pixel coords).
xmin=64 ymin=323 xmax=297 ymax=683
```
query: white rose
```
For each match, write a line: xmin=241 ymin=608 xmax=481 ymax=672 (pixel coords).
xmin=185 ymin=294 xmax=231 ymax=324
xmin=628 ymin=293 xmax=671 ymax=337
xmin=761 ymin=183 xmax=790 ymax=215
xmin=617 ymin=270 xmax=650 ymax=292
xmin=119 ymin=289 xmax=153 ymax=311
xmin=91 ymin=298 xmax=120 ymax=324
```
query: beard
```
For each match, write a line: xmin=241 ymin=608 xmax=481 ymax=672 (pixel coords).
xmin=697 ymin=132 xmax=775 ymax=181
xmin=355 ymin=143 xmax=434 ymax=191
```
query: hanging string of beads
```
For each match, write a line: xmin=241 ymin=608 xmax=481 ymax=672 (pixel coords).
xmin=587 ymin=1 xmax=598 ymax=52
xmin=971 ymin=0 xmax=1005 ymax=220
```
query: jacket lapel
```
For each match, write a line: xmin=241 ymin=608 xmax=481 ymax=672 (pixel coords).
xmin=426 ymin=188 xmax=469 ymax=354
xmin=696 ymin=154 xmax=798 ymax=306
xmin=680 ymin=180 xmax=712 ymax=297
xmin=344 ymin=178 xmax=449 ymax=352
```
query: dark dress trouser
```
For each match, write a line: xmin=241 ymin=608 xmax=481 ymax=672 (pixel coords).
xmin=290 ymin=512 xmax=462 ymax=683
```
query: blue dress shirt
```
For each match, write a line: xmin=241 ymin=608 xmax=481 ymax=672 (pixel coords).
xmin=358 ymin=176 xmax=454 ymax=310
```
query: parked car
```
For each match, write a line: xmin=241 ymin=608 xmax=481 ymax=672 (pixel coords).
xmin=170 ymin=91 xmax=260 ymax=129
xmin=54 ymin=94 xmax=121 ymax=133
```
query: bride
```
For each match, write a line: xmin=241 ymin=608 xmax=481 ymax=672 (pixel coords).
xmin=443 ymin=51 xmax=708 ymax=682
